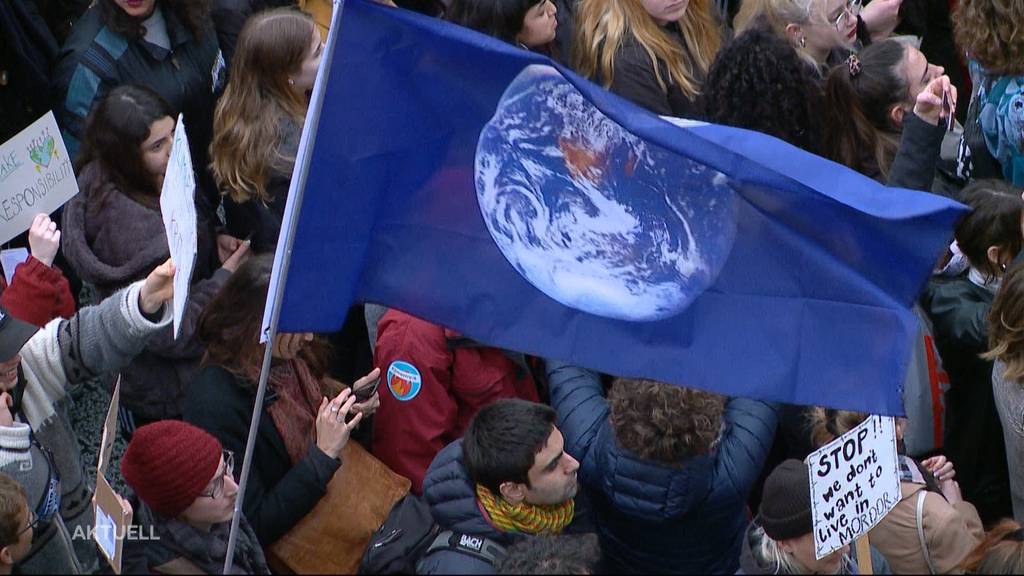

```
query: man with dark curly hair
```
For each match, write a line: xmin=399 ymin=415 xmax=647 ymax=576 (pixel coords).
xmin=546 ymin=360 xmax=777 ymax=574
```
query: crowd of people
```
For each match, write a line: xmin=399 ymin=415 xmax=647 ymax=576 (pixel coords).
xmin=1 ymin=0 xmax=1024 ymax=572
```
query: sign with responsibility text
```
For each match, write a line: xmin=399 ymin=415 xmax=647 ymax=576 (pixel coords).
xmin=0 ymin=112 xmax=78 ymax=244
xmin=807 ymin=415 xmax=900 ymax=559
xmin=159 ymin=114 xmax=198 ymax=339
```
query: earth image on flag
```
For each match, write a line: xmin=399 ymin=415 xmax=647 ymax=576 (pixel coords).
xmin=474 ymin=64 xmax=738 ymax=322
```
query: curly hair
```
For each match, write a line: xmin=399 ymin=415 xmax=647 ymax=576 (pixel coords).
xmin=702 ymin=26 xmax=823 ymax=153
xmin=496 ymin=534 xmax=602 ymax=574
xmin=953 ymin=0 xmax=1024 ymax=76
xmin=608 ymin=378 xmax=725 ymax=465
xmin=98 ymin=0 xmax=211 ymax=39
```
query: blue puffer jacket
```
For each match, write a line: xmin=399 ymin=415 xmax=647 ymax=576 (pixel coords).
xmin=548 ymin=361 xmax=778 ymax=574
xmin=418 ymin=440 xmax=527 ymax=574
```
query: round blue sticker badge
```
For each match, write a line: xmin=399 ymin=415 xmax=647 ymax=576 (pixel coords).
xmin=387 ymin=361 xmax=422 ymax=401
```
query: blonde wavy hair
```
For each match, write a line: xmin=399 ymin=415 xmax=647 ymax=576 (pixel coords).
xmin=734 ymin=0 xmax=828 ymax=69
xmin=808 ymin=407 xmax=867 ymax=448
xmin=572 ymin=0 xmax=722 ymax=99
xmin=984 ymin=262 xmax=1024 ymax=384
xmin=210 ymin=8 xmax=314 ymax=204
xmin=953 ymin=0 xmax=1024 ymax=76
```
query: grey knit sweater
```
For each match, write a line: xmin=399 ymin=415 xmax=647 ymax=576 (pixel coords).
xmin=7 ymin=280 xmax=171 ymax=573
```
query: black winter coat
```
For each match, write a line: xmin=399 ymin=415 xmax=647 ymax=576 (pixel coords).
xmin=920 ymin=276 xmax=1012 ymax=524
xmin=184 ymin=365 xmax=341 ymax=546
xmin=52 ymin=2 xmax=221 ymax=203
xmin=593 ymin=23 xmax=704 ymax=118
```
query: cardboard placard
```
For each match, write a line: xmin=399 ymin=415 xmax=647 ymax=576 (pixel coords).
xmin=158 ymin=114 xmax=198 ymax=339
xmin=0 ymin=112 xmax=78 ymax=245
xmin=95 ymin=379 xmax=129 ymax=574
xmin=807 ymin=415 xmax=900 ymax=559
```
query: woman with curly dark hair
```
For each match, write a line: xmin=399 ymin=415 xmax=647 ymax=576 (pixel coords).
xmin=545 ymin=360 xmax=777 ymax=573
xmin=953 ymin=0 xmax=1024 ymax=187
xmin=701 ymin=26 xmax=823 ymax=154
xmin=52 ymin=0 xmax=222 ymax=203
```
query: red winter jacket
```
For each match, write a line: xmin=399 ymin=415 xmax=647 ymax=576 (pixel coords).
xmin=0 ymin=257 xmax=75 ymax=326
xmin=372 ymin=310 xmax=539 ymax=494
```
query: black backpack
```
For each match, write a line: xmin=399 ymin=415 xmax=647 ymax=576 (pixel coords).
xmin=359 ymin=494 xmax=506 ymax=574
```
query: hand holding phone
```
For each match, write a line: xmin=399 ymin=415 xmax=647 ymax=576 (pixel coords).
xmin=942 ymin=88 xmax=955 ymax=132
xmin=352 ymin=367 xmax=382 ymax=403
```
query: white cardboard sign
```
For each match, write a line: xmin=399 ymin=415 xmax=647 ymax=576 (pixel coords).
xmin=0 ymin=112 xmax=78 ymax=244
xmin=807 ymin=415 xmax=901 ymax=559
xmin=159 ymin=114 xmax=198 ymax=339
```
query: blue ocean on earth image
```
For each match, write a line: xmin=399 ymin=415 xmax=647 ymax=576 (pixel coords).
xmin=474 ymin=64 xmax=738 ymax=322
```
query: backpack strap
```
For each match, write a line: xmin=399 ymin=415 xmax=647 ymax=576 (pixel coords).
xmin=424 ymin=530 xmax=507 ymax=566
xmin=915 ymin=489 xmax=937 ymax=575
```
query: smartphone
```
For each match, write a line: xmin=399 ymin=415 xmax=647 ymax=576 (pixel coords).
xmin=942 ymin=89 xmax=955 ymax=132
xmin=352 ymin=377 xmax=380 ymax=402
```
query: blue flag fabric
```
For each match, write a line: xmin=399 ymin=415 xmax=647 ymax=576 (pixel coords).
xmin=274 ymin=0 xmax=966 ymax=415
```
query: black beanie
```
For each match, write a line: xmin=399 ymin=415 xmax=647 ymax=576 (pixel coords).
xmin=758 ymin=459 xmax=813 ymax=541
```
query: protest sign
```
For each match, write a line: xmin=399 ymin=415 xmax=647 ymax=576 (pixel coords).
xmin=95 ymin=378 xmax=130 ymax=574
xmin=0 ymin=248 xmax=28 ymax=286
xmin=0 ymin=112 xmax=78 ymax=245
xmin=159 ymin=114 xmax=198 ymax=339
xmin=807 ymin=415 xmax=900 ymax=559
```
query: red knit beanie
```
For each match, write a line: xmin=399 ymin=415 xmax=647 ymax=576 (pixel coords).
xmin=121 ymin=421 xmax=223 ymax=518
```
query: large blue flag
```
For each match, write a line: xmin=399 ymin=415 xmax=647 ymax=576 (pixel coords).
xmin=271 ymin=0 xmax=965 ymax=415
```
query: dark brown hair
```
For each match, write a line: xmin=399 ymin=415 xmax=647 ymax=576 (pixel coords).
xmin=98 ymin=0 xmax=211 ymax=39
xmin=954 ymin=180 xmax=1024 ymax=282
xmin=0 ymin=473 xmax=27 ymax=549
xmin=959 ymin=519 xmax=1024 ymax=573
xmin=197 ymin=255 xmax=329 ymax=380
xmin=822 ymin=40 xmax=908 ymax=180
xmin=75 ymin=84 xmax=175 ymax=213
xmin=608 ymin=378 xmax=725 ymax=465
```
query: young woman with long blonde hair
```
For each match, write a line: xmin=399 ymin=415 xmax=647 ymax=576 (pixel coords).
xmin=210 ymin=8 xmax=323 ymax=253
xmin=572 ymin=0 xmax=722 ymax=117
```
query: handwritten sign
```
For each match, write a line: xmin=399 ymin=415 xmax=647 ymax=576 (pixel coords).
xmin=807 ymin=415 xmax=900 ymax=559
xmin=0 ymin=112 xmax=78 ymax=244
xmin=159 ymin=114 xmax=198 ymax=339
xmin=95 ymin=378 xmax=129 ymax=573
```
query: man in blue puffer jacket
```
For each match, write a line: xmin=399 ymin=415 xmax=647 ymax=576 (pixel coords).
xmin=547 ymin=360 xmax=778 ymax=574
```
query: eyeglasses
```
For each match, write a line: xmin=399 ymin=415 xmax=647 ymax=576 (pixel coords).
xmin=17 ymin=510 xmax=38 ymax=537
xmin=831 ymin=0 xmax=862 ymax=32
xmin=200 ymin=450 xmax=235 ymax=499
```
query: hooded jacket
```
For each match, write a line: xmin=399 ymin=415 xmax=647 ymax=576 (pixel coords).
xmin=418 ymin=440 xmax=528 ymax=575
xmin=62 ymin=160 xmax=228 ymax=421
xmin=547 ymin=361 xmax=777 ymax=574
xmin=921 ymin=274 xmax=1012 ymax=523
xmin=372 ymin=310 xmax=539 ymax=494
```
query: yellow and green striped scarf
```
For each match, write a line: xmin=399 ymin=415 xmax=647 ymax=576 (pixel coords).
xmin=475 ymin=484 xmax=574 ymax=535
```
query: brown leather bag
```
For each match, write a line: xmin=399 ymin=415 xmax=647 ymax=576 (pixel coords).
xmin=267 ymin=442 xmax=410 ymax=574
